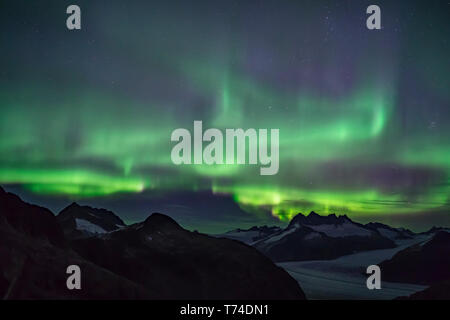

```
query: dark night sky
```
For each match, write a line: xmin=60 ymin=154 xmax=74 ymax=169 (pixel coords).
xmin=0 ymin=0 xmax=449 ymax=233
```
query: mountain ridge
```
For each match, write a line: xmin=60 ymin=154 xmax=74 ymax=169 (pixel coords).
xmin=57 ymin=202 xmax=126 ymax=239
xmin=0 ymin=187 xmax=305 ymax=300
xmin=253 ymin=211 xmax=397 ymax=262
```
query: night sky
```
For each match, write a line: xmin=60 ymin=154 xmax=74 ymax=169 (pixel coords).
xmin=0 ymin=0 xmax=449 ymax=233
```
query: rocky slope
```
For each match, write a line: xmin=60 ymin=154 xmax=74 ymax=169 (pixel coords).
xmin=380 ymin=231 xmax=450 ymax=285
xmin=0 ymin=186 xmax=305 ymax=300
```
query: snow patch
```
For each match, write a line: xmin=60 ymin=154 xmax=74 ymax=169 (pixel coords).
xmin=75 ymin=218 xmax=107 ymax=234
xmin=265 ymin=225 xmax=299 ymax=243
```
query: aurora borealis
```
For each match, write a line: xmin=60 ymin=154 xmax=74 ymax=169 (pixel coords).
xmin=0 ymin=0 xmax=449 ymax=232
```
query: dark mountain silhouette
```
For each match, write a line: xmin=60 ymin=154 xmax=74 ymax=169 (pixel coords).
xmin=0 ymin=186 xmax=65 ymax=247
xmin=57 ymin=202 xmax=126 ymax=239
xmin=0 ymin=187 xmax=149 ymax=299
xmin=0 ymin=187 xmax=305 ymax=300
xmin=254 ymin=211 xmax=396 ymax=262
xmin=380 ymin=231 xmax=450 ymax=285
xmin=70 ymin=213 xmax=305 ymax=299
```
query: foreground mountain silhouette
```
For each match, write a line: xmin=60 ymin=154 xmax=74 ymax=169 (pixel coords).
xmin=253 ymin=211 xmax=396 ymax=261
xmin=0 ymin=187 xmax=149 ymax=299
xmin=381 ymin=231 xmax=450 ymax=285
xmin=381 ymin=231 xmax=450 ymax=300
xmin=0 ymin=187 xmax=305 ymax=299
xmin=70 ymin=213 xmax=305 ymax=299
xmin=0 ymin=186 xmax=65 ymax=246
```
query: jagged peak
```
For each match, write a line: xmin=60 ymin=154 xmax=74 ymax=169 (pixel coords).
xmin=58 ymin=202 xmax=81 ymax=214
xmin=67 ymin=202 xmax=80 ymax=208
xmin=57 ymin=202 xmax=126 ymax=228
xmin=60 ymin=202 xmax=115 ymax=216
xmin=308 ymin=211 xmax=319 ymax=217
xmin=288 ymin=211 xmax=353 ymax=228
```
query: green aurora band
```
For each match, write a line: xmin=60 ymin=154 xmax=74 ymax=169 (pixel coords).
xmin=0 ymin=1 xmax=448 ymax=224
xmin=1 ymin=77 xmax=448 ymax=221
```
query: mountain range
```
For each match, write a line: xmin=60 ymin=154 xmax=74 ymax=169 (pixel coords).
xmin=0 ymin=186 xmax=305 ymax=299
xmin=251 ymin=212 xmax=397 ymax=262
xmin=1 ymin=185 xmax=448 ymax=300
xmin=216 ymin=211 xmax=450 ymax=299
